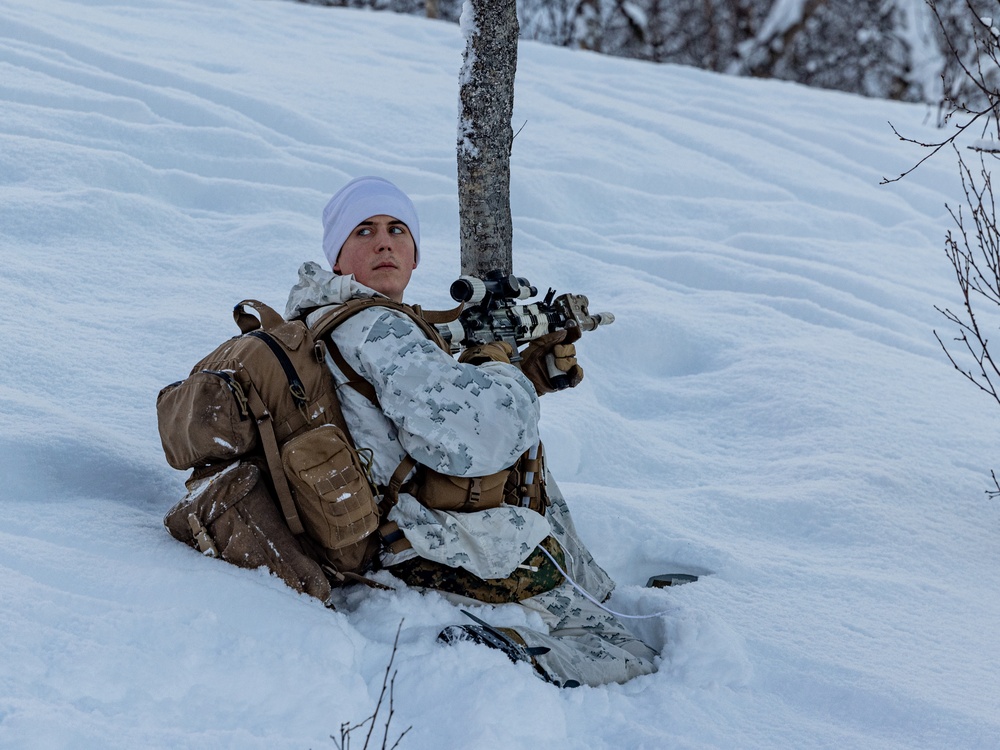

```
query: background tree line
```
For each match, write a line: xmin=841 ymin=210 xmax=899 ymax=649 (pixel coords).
xmin=295 ymin=0 xmax=998 ymax=106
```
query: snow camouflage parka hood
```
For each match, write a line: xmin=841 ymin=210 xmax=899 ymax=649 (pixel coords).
xmin=284 ymin=260 xmax=381 ymax=320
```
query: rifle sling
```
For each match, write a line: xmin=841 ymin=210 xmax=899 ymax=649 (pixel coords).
xmin=409 ymin=301 xmax=463 ymax=325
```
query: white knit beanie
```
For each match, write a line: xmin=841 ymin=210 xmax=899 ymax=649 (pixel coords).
xmin=321 ymin=176 xmax=420 ymax=268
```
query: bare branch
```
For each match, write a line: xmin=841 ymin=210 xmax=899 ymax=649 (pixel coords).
xmin=332 ymin=620 xmax=412 ymax=750
xmin=897 ymin=2 xmax=1000 ymax=496
xmin=882 ymin=1 xmax=1000 ymax=184
xmin=880 ymin=112 xmax=992 ymax=184
xmin=989 ymin=470 xmax=1000 ymax=499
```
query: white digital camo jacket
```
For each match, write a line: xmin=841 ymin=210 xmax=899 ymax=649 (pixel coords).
xmin=285 ymin=261 xmax=551 ymax=579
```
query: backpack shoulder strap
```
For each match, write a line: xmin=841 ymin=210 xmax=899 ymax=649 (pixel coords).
xmin=309 ymin=296 xmax=452 ymax=350
xmin=307 ymin=297 xmax=453 ymax=408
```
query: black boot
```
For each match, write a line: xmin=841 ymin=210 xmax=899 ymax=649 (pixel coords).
xmin=437 ymin=611 xmax=580 ymax=688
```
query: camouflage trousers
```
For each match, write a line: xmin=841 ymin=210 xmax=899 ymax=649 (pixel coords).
xmin=514 ymin=580 xmax=659 ymax=687
xmin=515 ymin=476 xmax=657 ymax=686
xmin=389 ymin=474 xmax=658 ymax=686
xmin=392 ymin=549 xmax=660 ymax=687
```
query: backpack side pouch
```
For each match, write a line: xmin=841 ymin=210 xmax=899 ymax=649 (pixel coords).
xmin=280 ymin=424 xmax=381 ymax=552
xmin=157 ymin=370 xmax=258 ymax=470
xmin=417 ymin=467 xmax=510 ymax=512
xmin=163 ymin=461 xmax=332 ymax=602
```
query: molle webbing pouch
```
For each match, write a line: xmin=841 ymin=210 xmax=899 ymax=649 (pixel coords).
xmin=417 ymin=466 xmax=511 ymax=512
xmin=280 ymin=424 xmax=381 ymax=556
xmin=380 ymin=444 xmax=549 ymax=517
xmin=156 ymin=369 xmax=258 ymax=470
xmin=415 ymin=444 xmax=549 ymax=515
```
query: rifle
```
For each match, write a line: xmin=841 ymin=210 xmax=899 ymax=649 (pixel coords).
xmin=434 ymin=270 xmax=614 ymax=390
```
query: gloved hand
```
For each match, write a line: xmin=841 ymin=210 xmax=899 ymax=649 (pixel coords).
xmin=458 ymin=341 xmax=515 ymax=366
xmin=517 ymin=328 xmax=584 ymax=396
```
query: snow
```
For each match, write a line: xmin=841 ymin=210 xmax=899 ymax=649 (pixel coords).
xmin=2 ymin=0 xmax=999 ymax=748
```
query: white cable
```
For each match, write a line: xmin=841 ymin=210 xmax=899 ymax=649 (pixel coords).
xmin=537 ymin=544 xmax=672 ymax=620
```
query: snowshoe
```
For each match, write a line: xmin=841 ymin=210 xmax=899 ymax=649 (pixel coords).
xmin=437 ymin=610 xmax=580 ymax=688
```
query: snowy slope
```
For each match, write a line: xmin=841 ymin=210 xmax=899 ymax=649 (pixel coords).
xmin=2 ymin=1 xmax=999 ymax=748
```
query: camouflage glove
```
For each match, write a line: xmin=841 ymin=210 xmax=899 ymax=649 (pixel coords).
xmin=518 ymin=328 xmax=584 ymax=396
xmin=458 ymin=341 xmax=515 ymax=366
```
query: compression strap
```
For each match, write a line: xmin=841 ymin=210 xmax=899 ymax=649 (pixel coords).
xmin=246 ymin=330 xmax=308 ymax=411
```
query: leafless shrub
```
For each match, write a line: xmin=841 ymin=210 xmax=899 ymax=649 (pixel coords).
xmin=328 ymin=621 xmax=412 ymax=750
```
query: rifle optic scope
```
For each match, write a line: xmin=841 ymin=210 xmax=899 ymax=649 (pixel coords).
xmin=449 ymin=273 xmax=537 ymax=305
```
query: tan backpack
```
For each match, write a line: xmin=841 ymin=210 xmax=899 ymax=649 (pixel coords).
xmin=157 ymin=296 xmax=548 ymax=602
xmin=157 ymin=298 xmax=411 ymax=600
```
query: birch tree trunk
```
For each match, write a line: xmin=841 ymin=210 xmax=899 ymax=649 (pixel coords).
xmin=457 ymin=0 xmax=519 ymax=277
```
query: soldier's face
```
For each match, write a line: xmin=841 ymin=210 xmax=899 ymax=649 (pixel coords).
xmin=334 ymin=214 xmax=418 ymax=302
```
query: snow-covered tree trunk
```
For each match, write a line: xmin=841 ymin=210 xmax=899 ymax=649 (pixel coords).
xmin=457 ymin=0 xmax=518 ymax=277
xmin=728 ymin=0 xmax=825 ymax=78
